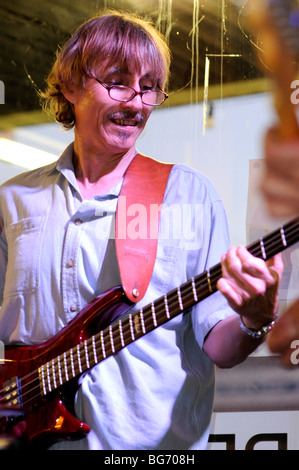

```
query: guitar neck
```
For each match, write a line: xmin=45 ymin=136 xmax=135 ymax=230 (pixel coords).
xmin=38 ymin=217 xmax=299 ymax=396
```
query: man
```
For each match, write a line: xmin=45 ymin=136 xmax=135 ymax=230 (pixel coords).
xmin=0 ymin=11 xmax=282 ymax=449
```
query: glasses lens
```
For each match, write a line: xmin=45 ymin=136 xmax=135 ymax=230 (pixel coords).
xmin=142 ymin=91 xmax=166 ymax=106
xmin=109 ymin=85 xmax=166 ymax=106
xmin=109 ymin=86 xmax=134 ymax=102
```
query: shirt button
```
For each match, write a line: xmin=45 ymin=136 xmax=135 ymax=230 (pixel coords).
xmin=74 ymin=218 xmax=82 ymax=225
xmin=70 ymin=305 xmax=77 ymax=312
xmin=66 ymin=260 xmax=74 ymax=268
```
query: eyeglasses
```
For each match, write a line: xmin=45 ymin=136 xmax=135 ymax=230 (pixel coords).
xmin=94 ymin=78 xmax=168 ymax=106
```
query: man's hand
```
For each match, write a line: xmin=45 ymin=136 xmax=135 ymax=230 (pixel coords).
xmin=217 ymin=246 xmax=283 ymax=330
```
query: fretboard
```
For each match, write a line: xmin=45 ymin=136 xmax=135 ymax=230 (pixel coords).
xmin=38 ymin=217 xmax=299 ymax=396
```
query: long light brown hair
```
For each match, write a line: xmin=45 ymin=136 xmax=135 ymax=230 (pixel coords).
xmin=41 ymin=11 xmax=171 ymax=129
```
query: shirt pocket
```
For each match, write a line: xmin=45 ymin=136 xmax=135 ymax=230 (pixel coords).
xmin=4 ymin=216 xmax=46 ymax=297
xmin=151 ymin=239 xmax=181 ymax=296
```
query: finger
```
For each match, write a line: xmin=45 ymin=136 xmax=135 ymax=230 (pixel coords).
xmin=223 ymin=246 xmax=276 ymax=297
xmin=236 ymin=246 xmax=275 ymax=282
xmin=220 ymin=249 xmax=257 ymax=296
xmin=261 ymin=174 xmax=299 ymax=203
xmin=267 ymin=253 xmax=284 ymax=281
xmin=264 ymin=127 xmax=299 ymax=174
xmin=263 ymin=197 xmax=299 ymax=218
xmin=216 ymin=277 xmax=247 ymax=310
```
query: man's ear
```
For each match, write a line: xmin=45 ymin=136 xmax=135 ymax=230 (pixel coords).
xmin=60 ymin=83 xmax=79 ymax=105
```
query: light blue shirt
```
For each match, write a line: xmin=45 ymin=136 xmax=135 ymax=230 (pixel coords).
xmin=0 ymin=143 xmax=233 ymax=449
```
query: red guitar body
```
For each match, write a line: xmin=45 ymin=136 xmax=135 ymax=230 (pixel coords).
xmin=0 ymin=286 xmax=131 ymax=448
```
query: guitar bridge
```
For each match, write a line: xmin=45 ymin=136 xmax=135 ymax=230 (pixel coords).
xmin=3 ymin=377 xmax=22 ymax=407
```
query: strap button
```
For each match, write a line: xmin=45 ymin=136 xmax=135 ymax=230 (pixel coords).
xmin=132 ymin=288 xmax=139 ymax=298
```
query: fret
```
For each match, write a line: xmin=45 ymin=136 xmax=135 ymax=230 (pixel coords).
xmin=92 ymin=335 xmax=98 ymax=364
xmin=70 ymin=348 xmax=75 ymax=377
xmin=84 ymin=340 xmax=90 ymax=369
xmin=57 ymin=355 xmax=63 ymax=386
xmin=151 ymin=302 xmax=157 ymax=327
xmin=177 ymin=287 xmax=183 ymax=310
xmin=119 ymin=320 xmax=125 ymax=348
xmin=77 ymin=345 xmax=82 ymax=373
xmin=129 ymin=314 xmax=135 ymax=341
xmin=133 ymin=313 xmax=141 ymax=335
xmin=260 ymin=238 xmax=266 ymax=259
xmin=39 ymin=365 xmax=47 ymax=396
xmin=64 ymin=352 xmax=69 ymax=382
xmin=100 ymin=330 xmax=106 ymax=359
xmin=164 ymin=294 xmax=170 ymax=319
xmin=109 ymin=325 xmax=115 ymax=354
xmin=46 ymin=361 xmax=52 ymax=393
xmin=280 ymin=226 xmax=287 ymax=247
xmin=206 ymin=269 xmax=213 ymax=294
xmin=52 ymin=359 xmax=57 ymax=389
xmin=191 ymin=277 xmax=198 ymax=302
xmin=140 ymin=308 xmax=146 ymax=334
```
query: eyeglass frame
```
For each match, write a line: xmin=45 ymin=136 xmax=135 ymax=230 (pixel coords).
xmin=92 ymin=77 xmax=168 ymax=106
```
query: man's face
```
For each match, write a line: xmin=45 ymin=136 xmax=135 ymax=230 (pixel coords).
xmin=69 ymin=66 xmax=157 ymax=156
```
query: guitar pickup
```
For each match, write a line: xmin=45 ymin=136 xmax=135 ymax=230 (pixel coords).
xmin=3 ymin=377 xmax=22 ymax=407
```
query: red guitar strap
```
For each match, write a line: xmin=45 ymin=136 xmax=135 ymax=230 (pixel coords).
xmin=115 ymin=153 xmax=173 ymax=303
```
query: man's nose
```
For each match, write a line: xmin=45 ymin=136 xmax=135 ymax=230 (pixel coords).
xmin=121 ymin=92 xmax=144 ymax=110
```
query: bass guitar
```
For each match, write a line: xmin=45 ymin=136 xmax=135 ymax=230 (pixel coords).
xmin=0 ymin=217 xmax=299 ymax=447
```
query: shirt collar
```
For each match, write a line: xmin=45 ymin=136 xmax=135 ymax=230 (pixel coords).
xmin=44 ymin=141 xmax=123 ymax=198
xmin=55 ymin=142 xmax=79 ymax=192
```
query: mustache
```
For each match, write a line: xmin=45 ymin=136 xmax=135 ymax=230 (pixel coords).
xmin=109 ymin=111 xmax=145 ymax=123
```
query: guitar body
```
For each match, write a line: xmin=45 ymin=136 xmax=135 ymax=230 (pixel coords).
xmin=0 ymin=286 xmax=131 ymax=448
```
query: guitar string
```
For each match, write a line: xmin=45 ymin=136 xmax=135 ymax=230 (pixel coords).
xmin=1 ymin=261 xmax=224 ymax=408
xmin=1 ymin=221 xmax=299 ymax=406
xmin=0 ymin=260 xmax=221 ymax=402
xmin=0 ymin=263 xmax=287 ymax=405
xmin=1 ymin=223 xmax=299 ymax=408
xmin=0 ymin=275 xmax=215 ymax=408
xmin=1 ymin=220 xmax=299 ymax=408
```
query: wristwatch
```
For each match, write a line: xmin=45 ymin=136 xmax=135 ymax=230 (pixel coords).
xmin=238 ymin=313 xmax=278 ymax=339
